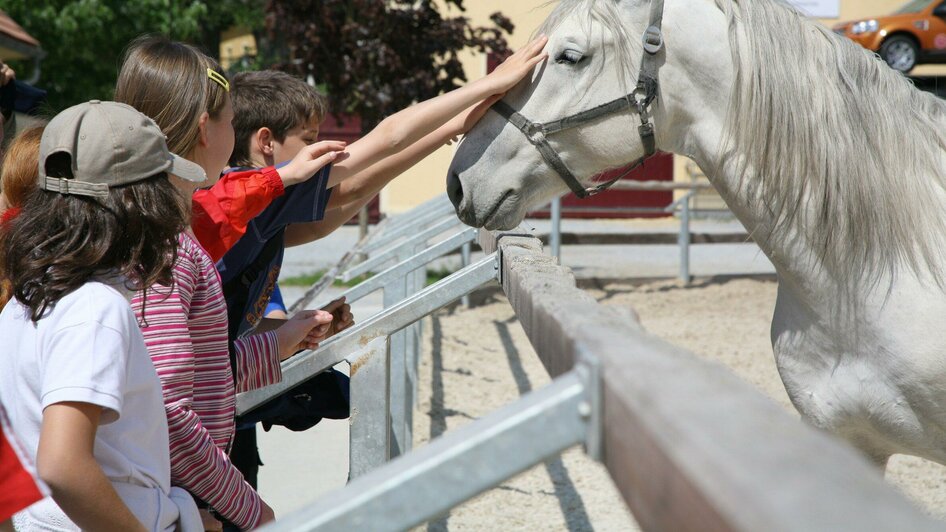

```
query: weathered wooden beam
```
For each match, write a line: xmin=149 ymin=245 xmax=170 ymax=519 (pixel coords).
xmin=479 ymin=229 xmax=940 ymax=532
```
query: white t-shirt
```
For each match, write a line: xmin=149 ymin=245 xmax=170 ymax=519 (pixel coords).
xmin=0 ymin=281 xmax=199 ymax=531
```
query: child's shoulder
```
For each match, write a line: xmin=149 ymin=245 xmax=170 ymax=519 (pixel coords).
xmin=177 ymin=232 xmax=217 ymax=269
xmin=45 ymin=281 xmax=138 ymax=332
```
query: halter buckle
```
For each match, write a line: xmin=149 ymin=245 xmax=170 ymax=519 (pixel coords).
xmin=639 ymin=121 xmax=654 ymax=139
xmin=642 ymin=25 xmax=663 ymax=55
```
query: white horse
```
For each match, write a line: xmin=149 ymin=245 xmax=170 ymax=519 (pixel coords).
xmin=447 ymin=0 xmax=946 ymax=469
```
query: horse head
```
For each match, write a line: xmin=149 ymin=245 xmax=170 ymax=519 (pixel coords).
xmin=447 ymin=0 xmax=733 ymax=230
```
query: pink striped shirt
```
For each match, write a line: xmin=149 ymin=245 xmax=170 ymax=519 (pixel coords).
xmin=132 ymin=232 xmax=282 ymax=529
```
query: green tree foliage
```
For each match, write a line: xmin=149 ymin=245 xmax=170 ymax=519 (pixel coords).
xmin=2 ymin=0 xmax=264 ymax=112
xmin=264 ymin=0 xmax=513 ymax=130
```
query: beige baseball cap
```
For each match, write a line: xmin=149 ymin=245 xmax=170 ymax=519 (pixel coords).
xmin=38 ymin=100 xmax=206 ymax=199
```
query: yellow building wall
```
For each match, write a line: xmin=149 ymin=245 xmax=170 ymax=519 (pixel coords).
xmin=220 ymin=26 xmax=258 ymax=70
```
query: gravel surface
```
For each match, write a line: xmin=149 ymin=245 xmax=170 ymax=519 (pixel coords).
xmin=413 ymin=297 xmax=638 ymax=532
xmin=412 ymin=277 xmax=946 ymax=530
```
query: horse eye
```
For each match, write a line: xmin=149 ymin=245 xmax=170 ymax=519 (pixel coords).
xmin=556 ymin=49 xmax=584 ymax=65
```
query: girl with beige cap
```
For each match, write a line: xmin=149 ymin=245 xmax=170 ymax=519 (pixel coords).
xmin=0 ymin=100 xmax=203 ymax=531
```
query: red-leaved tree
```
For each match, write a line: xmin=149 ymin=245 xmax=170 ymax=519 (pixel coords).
xmin=264 ymin=0 xmax=513 ymax=131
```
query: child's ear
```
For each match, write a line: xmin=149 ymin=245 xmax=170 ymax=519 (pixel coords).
xmin=256 ymin=127 xmax=275 ymax=157
xmin=197 ymin=112 xmax=211 ymax=148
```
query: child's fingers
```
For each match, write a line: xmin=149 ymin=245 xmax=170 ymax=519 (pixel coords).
xmin=306 ymin=330 xmax=327 ymax=343
xmin=294 ymin=309 xmax=333 ymax=325
xmin=307 ymin=140 xmax=347 ymax=154
xmin=512 ymin=35 xmax=547 ymax=60
xmin=302 ymin=340 xmax=320 ymax=351
xmin=322 ymin=297 xmax=346 ymax=314
xmin=308 ymin=151 xmax=342 ymax=171
xmin=526 ymin=52 xmax=549 ymax=68
xmin=302 ymin=141 xmax=347 ymax=165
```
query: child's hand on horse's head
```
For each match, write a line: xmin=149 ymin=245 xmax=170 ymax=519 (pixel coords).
xmin=278 ymin=140 xmax=348 ymax=187
xmin=275 ymin=309 xmax=334 ymax=359
xmin=483 ymin=35 xmax=549 ymax=94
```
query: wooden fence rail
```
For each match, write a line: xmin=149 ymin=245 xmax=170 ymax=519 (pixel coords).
xmin=478 ymin=230 xmax=939 ymax=531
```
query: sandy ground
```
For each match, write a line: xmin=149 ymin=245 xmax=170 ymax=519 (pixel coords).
xmin=412 ymin=277 xmax=946 ymax=530
xmin=413 ymin=297 xmax=638 ymax=532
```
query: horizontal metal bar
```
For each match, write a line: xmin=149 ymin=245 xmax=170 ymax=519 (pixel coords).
xmin=344 ymin=217 xmax=463 ymax=281
xmin=236 ymin=254 xmax=498 ymax=414
xmin=330 ymin=228 xmax=476 ymax=306
xmin=606 ymin=180 xmax=714 ymax=191
xmin=360 ymin=204 xmax=457 ymax=255
xmin=372 ymin=195 xmax=452 ymax=236
xmin=261 ymin=371 xmax=590 ymax=532
xmin=288 ymin=234 xmax=373 ymax=314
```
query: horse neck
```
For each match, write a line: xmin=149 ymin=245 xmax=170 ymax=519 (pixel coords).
xmin=661 ymin=0 xmax=946 ymax=296
xmin=651 ymin=4 xmax=792 ymax=270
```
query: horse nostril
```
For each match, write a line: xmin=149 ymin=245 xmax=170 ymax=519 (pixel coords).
xmin=446 ymin=170 xmax=464 ymax=210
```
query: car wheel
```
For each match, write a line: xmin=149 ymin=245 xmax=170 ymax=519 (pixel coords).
xmin=880 ymin=36 xmax=919 ymax=73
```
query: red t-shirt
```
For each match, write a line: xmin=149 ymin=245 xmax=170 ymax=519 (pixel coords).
xmin=0 ymin=405 xmax=45 ymax=522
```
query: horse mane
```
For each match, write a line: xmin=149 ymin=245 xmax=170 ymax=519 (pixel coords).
xmin=715 ymin=0 xmax=946 ymax=286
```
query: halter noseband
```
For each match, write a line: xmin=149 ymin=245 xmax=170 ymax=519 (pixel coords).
xmin=491 ymin=0 xmax=666 ymax=199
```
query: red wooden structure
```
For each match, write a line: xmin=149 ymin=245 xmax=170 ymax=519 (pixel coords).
xmin=319 ymin=113 xmax=382 ymax=223
xmin=529 ymin=153 xmax=674 ymax=219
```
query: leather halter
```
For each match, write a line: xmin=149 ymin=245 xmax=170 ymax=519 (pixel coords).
xmin=491 ymin=0 xmax=666 ymax=199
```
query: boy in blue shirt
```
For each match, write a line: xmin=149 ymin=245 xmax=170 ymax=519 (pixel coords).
xmin=219 ymin=37 xmax=547 ymax=494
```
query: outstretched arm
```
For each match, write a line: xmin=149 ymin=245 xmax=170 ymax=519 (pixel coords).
xmin=284 ymin=95 xmax=501 ymax=247
xmin=321 ymin=36 xmax=548 ymax=189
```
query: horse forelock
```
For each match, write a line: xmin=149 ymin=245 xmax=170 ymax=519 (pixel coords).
xmin=536 ymin=0 xmax=639 ymax=94
xmin=715 ymin=0 xmax=946 ymax=287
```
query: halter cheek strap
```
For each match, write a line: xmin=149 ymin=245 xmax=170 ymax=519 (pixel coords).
xmin=490 ymin=0 xmax=665 ymax=199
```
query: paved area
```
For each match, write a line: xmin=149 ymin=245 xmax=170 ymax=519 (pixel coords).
xmin=255 ymin=215 xmax=776 ymax=522
xmin=280 ymin=217 xmax=775 ymax=283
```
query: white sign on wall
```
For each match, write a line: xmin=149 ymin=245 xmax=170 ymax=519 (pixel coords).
xmin=786 ymin=0 xmax=841 ymax=18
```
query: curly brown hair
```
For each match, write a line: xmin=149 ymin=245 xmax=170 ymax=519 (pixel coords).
xmin=0 ymin=174 xmax=187 ymax=322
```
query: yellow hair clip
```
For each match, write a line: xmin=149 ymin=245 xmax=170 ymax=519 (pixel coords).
xmin=207 ymin=68 xmax=230 ymax=92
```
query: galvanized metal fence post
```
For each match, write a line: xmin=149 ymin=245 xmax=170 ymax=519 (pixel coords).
xmin=460 ymin=240 xmax=472 ymax=308
xmin=678 ymin=191 xmax=692 ymax=284
xmin=348 ymin=336 xmax=390 ymax=478
xmin=550 ymin=196 xmax=562 ymax=261
xmin=384 ymin=246 xmax=413 ymax=458
xmin=409 ymin=242 xmax=425 ymax=410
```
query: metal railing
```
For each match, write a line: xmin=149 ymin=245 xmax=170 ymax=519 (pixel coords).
xmin=238 ymin=194 xmax=483 ymax=471
xmin=243 ymin=197 xmax=937 ymax=531
xmin=548 ymin=179 xmax=738 ymax=284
